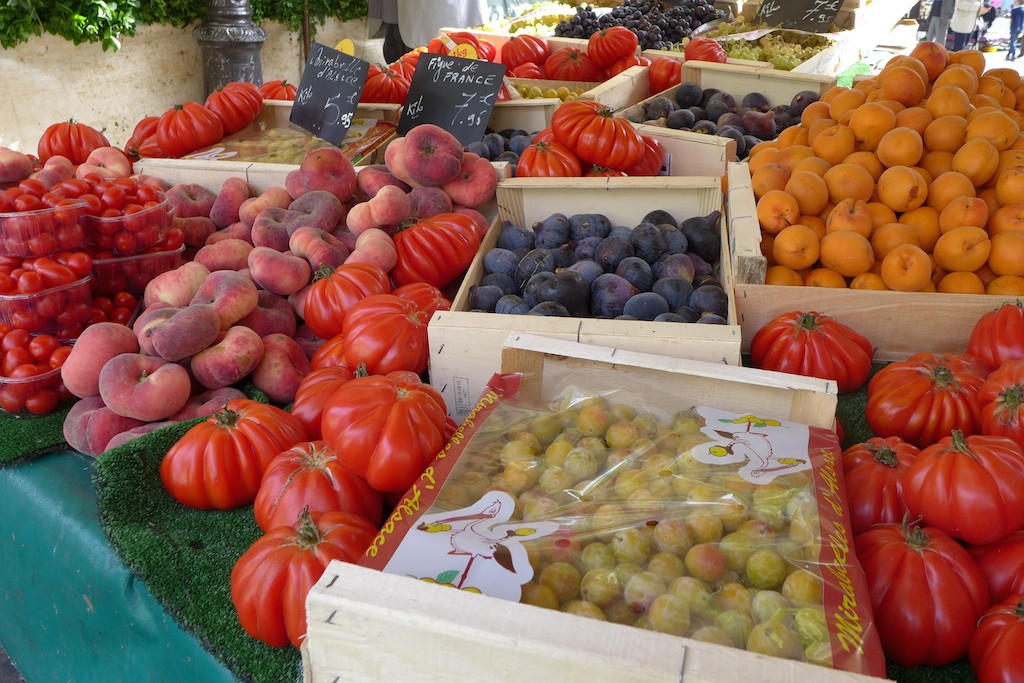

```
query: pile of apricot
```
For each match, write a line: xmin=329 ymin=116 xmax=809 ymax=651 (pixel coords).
xmin=750 ymin=43 xmax=1024 ymax=295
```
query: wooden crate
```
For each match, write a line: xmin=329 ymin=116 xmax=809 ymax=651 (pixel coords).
xmin=727 ymin=162 xmax=1011 ymax=361
xmin=301 ymin=333 xmax=891 ymax=683
xmin=635 ymin=124 xmax=737 ymax=178
xmin=439 ymin=27 xmax=642 ymax=62
xmin=641 ymin=47 xmax=774 ymax=71
xmin=428 ymin=176 xmax=741 ymax=420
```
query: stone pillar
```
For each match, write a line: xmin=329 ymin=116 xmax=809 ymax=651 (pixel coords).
xmin=194 ymin=0 xmax=268 ymax=96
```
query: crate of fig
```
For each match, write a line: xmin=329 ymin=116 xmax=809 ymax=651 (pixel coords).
xmin=428 ymin=175 xmax=741 ymax=421
xmin=302 ymin=333 xmax=888 ymax=683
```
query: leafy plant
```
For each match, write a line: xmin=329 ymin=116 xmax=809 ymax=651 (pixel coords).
xmin=0 ymin=0 xmax=367 ymax=50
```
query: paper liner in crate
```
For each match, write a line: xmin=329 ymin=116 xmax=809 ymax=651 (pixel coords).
xmin=361 ymin=373 xmax=885 ymax=676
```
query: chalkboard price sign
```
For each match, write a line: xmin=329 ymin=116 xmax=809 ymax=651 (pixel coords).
xmin=754 ymin=0 xmax=842 ymax=32
xmin=397 ymin=53 xmax=506 ymax=146
xmin=290 ymin=41 xmax=370 ymax=146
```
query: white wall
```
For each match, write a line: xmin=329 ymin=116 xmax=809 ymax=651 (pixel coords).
xmin=0 ymin=17 xmax=375 ymax=153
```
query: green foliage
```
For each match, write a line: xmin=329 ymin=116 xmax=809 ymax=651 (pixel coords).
xmin=0 ymin=0 xmax=368 ymax=50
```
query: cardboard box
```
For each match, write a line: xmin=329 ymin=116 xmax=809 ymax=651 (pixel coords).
xmin=301 ymin=333 xmax=892 ymax=683
xmin=727 ymin=162 xmax=1012 ymax=361
xmin=428 ymin=176 xmax=742 ymax=421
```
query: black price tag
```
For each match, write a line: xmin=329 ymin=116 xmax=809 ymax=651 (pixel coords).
xmin=754 ymin=0 xmax=842 ymax=32
xmin=290 ymin=42 xmax=370 ymax=146
xmin=397 ymin=53 xmax=506 ymax=146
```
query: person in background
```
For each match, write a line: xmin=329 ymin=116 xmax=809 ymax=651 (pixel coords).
xmin=951 ymin=0 xmax=984 ymax=50
xmin=368 ymin=0 xmax=409 ymax=63
xmin=977 ymin=1 xmax=998 ymax=45
xmin=1009 ymin=0 xmax=1024 ymax=59
xmin=924 ymin=0 xmax=956 ymax=46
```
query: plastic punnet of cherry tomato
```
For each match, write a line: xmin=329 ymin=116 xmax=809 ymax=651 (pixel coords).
xmin=74 ymin=174 xmax=173 ymax=255
xmin=0 ymin=324 xmax=73 ymax=415
xmin=89 ymin=291 xmax=139 ymax=327
xmin=0 ymin=178 xmax=88 ymax=258
xmin=0 ymin=251 xmax=94 ymax=338
xmin=87 ymin=233 xmax=185 ymax=297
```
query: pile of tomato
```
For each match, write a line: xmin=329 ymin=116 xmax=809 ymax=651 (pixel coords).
xmin=0 ymin=251 xmax=94 ymax=338
xmin=749 ymin=303 xmax=1024 ymax=680
xmin=0 ymin=325 xmax=72 ymax=415
xmin=0 ymin=179 xmax=88 ymax=258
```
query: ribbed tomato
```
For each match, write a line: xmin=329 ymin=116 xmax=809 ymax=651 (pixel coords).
xmin=855 ymin=520 xmax=990 ymax=667
xmin=968 ymin=531 xmax=1024 ymax=603
xmin=866 ymin=352 xmax=988 ymax=447
xmin=551 ymin=99 xmax=646 ymax=169
xmin=584 ymin=165 xmax=629 ymax=177
xmin=684 ymin=37 xmax=727 ymax=63
xmin=342 ymin=293 xmax=430 ymax=376
xmin=648 ymin=56 xmax=683 ymax=94
xmin=390 ymin=212 xmax=482 ymax=289
xmin=622 ymin=133 xmax=665 ymax=176
xmin=501 ymin=33 xmax=549 ymax=70
xmin=392 ymin=281 xmax=452 ymax=319
xmin=510 ymin=62 xmax=546 ymax=79
xmin=361 ymin=64 xmax=411 ymax=104
xmin=253 ymin=440 xmax=382 ymax=532
xmin=586 ymin=25 xmax=639 ymax=68
xmin=903 ymin=430 xmax=1024 ymax=544
xmin=749 ymin=311 xmax=874 ymax=393
xmin=321 ymin=371 xmax=452 ymax=493
xmin=969 ymin=301 xmax=1024 ymax=369
xmin=123 ymin=116 xmax=165 ymax=161
xmin=301 ymin=262 xmax=392 ymax=339
xmin=259 ymin=79 xmax=297 ymax=101
xmin=978 ymin=358 xmax=1024 ymax=449
xmin=155 ymin=101 xmax=225 ymax=158
xmin=37 ymin=120 xmax=110 ymax=164
xmin=841 ymin=436 xmax=919 ymax=535
xmin=515 ymin=140 xmax=582 ymax=177
xmin=289 ymin=366 xmax=357 ymax=440
xmin=544 ymin=46 xmax=603 ymax=82
xmin=205 ymin=81 xmax=264 ymax=134
xmin=159 ymin=399 xmax=308 ymax=510
xmin=231 ymin=509 xmax=377 ymax=648
xmin=309 ymin=333 xmax=350 ymax=371
xmin=969 ymin=595 xmax=1024 ymax=683
xmin=607 ymin=53 xmax=651 ymax=77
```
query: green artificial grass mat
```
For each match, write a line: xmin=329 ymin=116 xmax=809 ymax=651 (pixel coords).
xmin=93 ymin=417 xmax=301 ymax=683
xmin=837 ymin=62 xmax=873 ymax=89
xmin=0 ymin=402 xmax=73 ymax=466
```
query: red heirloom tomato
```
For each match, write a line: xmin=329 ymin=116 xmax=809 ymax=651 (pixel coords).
xmin=516 ymin=140 xmax=582 ymax=177
xmin=361 ymin=64 xmax=411 ymax=104
xmin=259 ymin=79 xmax=298 ymax=101
xmin=123 ymin=116 xmax=165 ymax=161
xmin=969 ymin=531 xmax=1024 ymax=603
xmin=392 ymin=282 xmax=452 ymax=320
xmin=749 ymin=311 xmax=874 ymax=393
xmin=607 ymin=53 xmax=651 ymax=77
xmin=205 ymin=81 xmax=264 ymax=135
xmin=648 ymin=56 xmax=683 ymax=94
xmin=684 ymin=37 xmax=728 ymax=63
xmin=289 ymin=366 xmax=358 ymax=440
xmin=544 ymin=46 xmax=603 ymax=82
xmin=155 ymin=101 xmax=225 ymax=158
xmin=253 ymin=440 xmax=383 ymax=532
xmin=584 ymin=165 xmax=628 ymax=177
xmin=587 ymin=25 xmax=640 ymax=68
xmin=427 ymin=30 xmax=483 ymax=57
xmin=37 ymin=119 xmax=110 ymax=164
xmin=231 ymin=508 xmax=377 ymax=648
xmin=342 ymin=293 xmax=430 ymax=376
xmin=841 ymin=436 xmax=919 ymax=535
xmin=903 ymin=430 xmax=1024 ymax=545
xmin=854 ymin=520 xmax=990 ymax=667
xmin=969 ymin=595 xmax=1024 ymax=683
xmin=390 ymin=212 xmax=482 ymax=289
xmin=969 ymin=301 xmax=1024 ymax=370
xmin=160 ymin=399 xmax=307 ymax=510
xmin=622 ymin=134 xmax=665 ymax=177
xmin=500 ymin=33 xmax=549 ymax=70
xmin=551 ymin=99 xmax=646 ymax=169
xmin=866 ymin=352 xmax=988 ymax=447
xmin=309 ymin=333 xmax=351 ymax=371
xmin=979 ymin=358 xmax=1024 ymax=448
xmin=510 ymin=62 xmax=546 ymax=79
xmin=301 ymin=262 xmax=392 ymax=339
xmin=321 ymin=371 xmax=452 ymax=493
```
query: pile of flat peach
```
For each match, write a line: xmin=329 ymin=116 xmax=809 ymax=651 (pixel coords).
xmin=752 ymin=43 xmax=1024 ymax=295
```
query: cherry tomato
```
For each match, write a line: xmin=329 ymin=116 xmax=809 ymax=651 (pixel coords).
xmin=3 ymin=187 xmax=24 ymax=201
xmin=159 ymin=227 xmax=185 ymax=251
xmin=25 ymin=389 xmax=59 ymax=415
xmin=13 ymin=194 xmax=42 ymax=212
xmin=78 ymin=193 xmax=103 ymax=215
xmin=100 ymin=184 xmax=128 ymax=211
xmin=79 ymin=172 xmax=107 ymax=189
xmin=113 ymin=177 xmax=139 ymax=193
xmin=18 ymin=178 xmax=48 ymax=198
xmin=58 ymin=178 xmax=90 ymax=198
xmin=112 ymin=291 xmax=138 ymax=310
xmin=0 ymin=194 xmax=13 ymax=212
xmin=109 ymin=307 xmax=135 ymax=326
xmin=1 ymin=328 xmax=29 ymax=353
xmin=0 ymin=273 xmax=14 ymax=294
xmin=3 ymin=346 xmax=33 ymax=375
xmin=15 ymin=271 xmax=44 ymax=294
xmin=92 ymin=296 xmax=114 ymax=313
xmin=28 ymin=334 xmax=60 ymax=362
xmin=0 ymin=388 xmax=24 ymax=413
xmin=26 ymin=233 xmax=58 ymax=257
xmin=8 ymin=363 xmax=40 ymax=378
xmin=114 ymin=231 xmax=137 ymax=254
xmin=49 ymin=345 xmax=72 ymax=369
xmin=32 ymin=259 xmax=77 ymax=287
xmin=88 ymin=308 xmax=107 ymax=325
xmin=135 ymin=185 xmax=162 ymax=204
